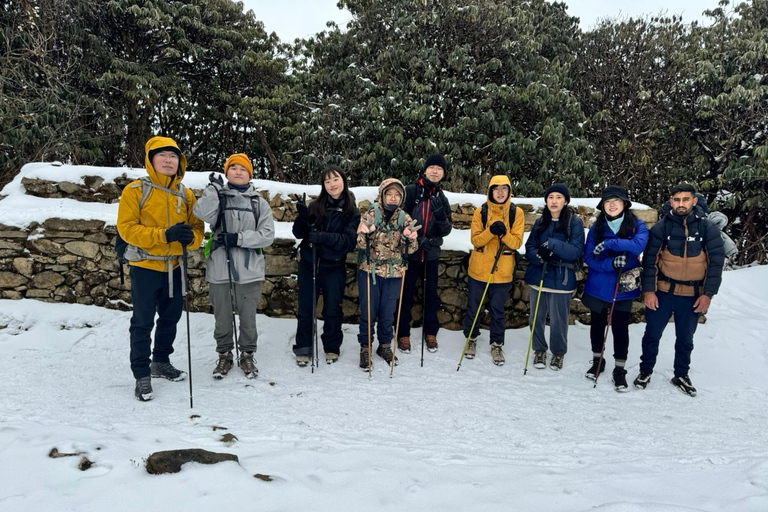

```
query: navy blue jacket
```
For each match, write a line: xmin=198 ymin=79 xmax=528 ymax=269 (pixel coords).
xmin=403 ymin=179 xmax=452 ymax=261
xmin=583 ymin=218 xmax=649 ymax=302
xmin=292 ymin=196 xmax=360 ymax=267
xmin=641 ymin=210 xmax=724 ymax=295
xmin=525 ymin=213 xmax=585 ymax=290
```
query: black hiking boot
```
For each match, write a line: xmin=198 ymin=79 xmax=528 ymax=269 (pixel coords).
xmin=585 ymin=357 xmax=606 ymax=381
xmin=134 ymin=376 xmax=153 ymax=401
xmin=612 ymin=367 xmax=629 ymax=393
xmin=633 ymin=371 xmax=652 ymax=389
xmin=150 ymin=361 xmax=187 ymax=382
xmin=376 ymin=344 xmax=399 ymax=366
xmin=359 ymin=346 xmax=371 ymax=371
xmin=671 ymin=375 xmax=697 ymax=397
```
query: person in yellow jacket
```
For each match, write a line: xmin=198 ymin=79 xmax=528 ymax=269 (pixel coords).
xmin=462 ymin=175 xmax=525 ymax=365
xmin=117 ymin=136 xmax=204 ymax=401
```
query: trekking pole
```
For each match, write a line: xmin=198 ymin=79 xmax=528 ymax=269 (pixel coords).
xmin=365 ymin=235 xmax=373 ymax=380
xmin=523 ymin=262 xmax=548 ymax=375
xmin=390 ymin=239 xmax=409 ymax=377
xmin=457 ymin=238 xmax=504 ymax=371
xmin=182 ymin=246 xmax=193 ymax=409
xmin=594 ymin=271 xmax=621 ymax=388
xmin=218 ymin=194 xmax=240 ymax=364
xmin=311 ymin=238 xmax=318 ymax=373
xmin=420 ymin=267 xmax=427 ymax=368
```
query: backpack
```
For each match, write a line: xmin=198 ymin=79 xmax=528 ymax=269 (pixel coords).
xmin=115 ymin=177 xmax=188 ymax=284
xmin=203 ymin=192 xmax=265 ymax=259
xmin=456 ymin=202 xmax=520 ymax=286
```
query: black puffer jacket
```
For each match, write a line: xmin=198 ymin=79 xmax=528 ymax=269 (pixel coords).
xmin=403 ymin=178 xmax=453 ymax=261
xmin=641 ymin=209 xmax=725 ymax=295
xmin=293 ymin=196 xmax=361 ymax=266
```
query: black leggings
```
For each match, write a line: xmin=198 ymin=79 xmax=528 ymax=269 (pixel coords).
xmin=589 ymin=306 xmax=631 ymax=361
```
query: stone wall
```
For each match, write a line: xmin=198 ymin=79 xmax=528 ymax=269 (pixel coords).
xmin=0 ymin=176 xmax=658 ymax=330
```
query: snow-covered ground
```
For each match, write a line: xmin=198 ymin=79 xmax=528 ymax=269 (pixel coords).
xmin=1 ymin=265 xmax=767 ymax=511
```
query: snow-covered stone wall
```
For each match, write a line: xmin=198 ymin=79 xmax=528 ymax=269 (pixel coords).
xmin=0 ymin=167 xmax=658 ymax=329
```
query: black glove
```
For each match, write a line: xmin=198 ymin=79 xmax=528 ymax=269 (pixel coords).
xmin=432 ymin=206 xmax=447 ymax=222
xmin=307 ymin=231 xmax=327 ymax=245
xmin=216 ymin=232 xmax=239 ymax=247
xmin=209 ymin=172 xmax=224 ymax=190
xmin=612 ymin=255 xmax=627 ymax=269
xmin=418 ymin=237 xmax=434 ymax=252
xmin=538 ymin=245 xmax=554 ymax=262
xmin=489 ymin=221 xmax=507 ymax=237
xmin=294 ymin=193 xmax=308 ymax=219
xmin=166 ymin=222 xmax=194 ymax=245
xmin=593 ymin=241 xmax=606 ymax=256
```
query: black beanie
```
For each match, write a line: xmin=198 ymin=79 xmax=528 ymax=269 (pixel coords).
xmin=597 ymin=185 xmax=631 ymax=210
xmin=423 ymin=154 xmax=447 ymax=174
xmin=148 ymin=145 xmax=182 ymax=163
xmin=544 ymin=183 xmax=570 ymax=203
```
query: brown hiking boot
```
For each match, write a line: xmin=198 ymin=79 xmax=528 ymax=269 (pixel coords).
xmin=426 ymin=334 xmax=438 ymax=353
xmin=212 ymin=351 xmax=233 ymax=379
xmin=359 ymin=346 xmax=371 ymax=371
xmin=239 ymin=351 xmax=258 ymax=379
xmin=398 ymin=336 xmax=411 ymax=353
xmin=465 ymin=337 xmax=477 ymax=359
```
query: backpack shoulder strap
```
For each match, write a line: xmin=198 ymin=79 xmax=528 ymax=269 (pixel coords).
xmin=509 ymin=202 xmax=516 ymax=228
xmin=481 ymin=203 xmax=488 ymax=227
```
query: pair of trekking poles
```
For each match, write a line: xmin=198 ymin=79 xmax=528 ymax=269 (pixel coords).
xmin=456 ymin=240 xmax=621 ymax=385
xmin=180 ymin=179 xmax=248 ymax=408
xmin=360 ymin=220 xmax=422 ymax=380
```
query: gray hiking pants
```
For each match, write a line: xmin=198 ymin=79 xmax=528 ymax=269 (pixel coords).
xmin=529 ymin=287 xmax=573 ymax=355
xmin=209 ymin=280 xmax=263 ymax=353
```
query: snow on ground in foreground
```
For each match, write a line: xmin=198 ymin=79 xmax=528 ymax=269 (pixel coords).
xmin=1 ymin=266 xmax=767 ymax=511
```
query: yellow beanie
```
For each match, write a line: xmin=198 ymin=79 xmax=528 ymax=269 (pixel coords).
xmin=224 ymin=153 xmax=253 ymax=178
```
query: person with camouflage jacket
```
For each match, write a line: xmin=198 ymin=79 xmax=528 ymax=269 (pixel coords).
xmin=356 ymin=178 xmax=419 ymax=370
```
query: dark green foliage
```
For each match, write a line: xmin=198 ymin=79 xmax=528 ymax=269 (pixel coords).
xmin=285 ymin=0 xmax=597 ymax=195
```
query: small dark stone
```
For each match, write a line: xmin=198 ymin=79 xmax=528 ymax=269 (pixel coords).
xmin=254 ymin=473 xmax=273 ymax=482
xmin=78 ymin=457 xmax=93 ymax=470
xmin=190 ymin=414 xmax=201 ymax=420
xmin=145 ymin=449 xmax=239 ymax=475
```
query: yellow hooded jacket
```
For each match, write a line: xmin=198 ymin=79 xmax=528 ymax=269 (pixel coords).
xmin=116 ymin=136 xmax=204 ymax=272
xmin=468 ymin=175 xmax=525 ymax=284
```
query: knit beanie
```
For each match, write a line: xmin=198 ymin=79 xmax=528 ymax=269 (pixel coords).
xmin=544 ymin=183 xmax=571 ymax=203
xmin=423 ymin=154 xmax=447 ymax=175
xmin=224 ymin=153 xmax=253 ymax=178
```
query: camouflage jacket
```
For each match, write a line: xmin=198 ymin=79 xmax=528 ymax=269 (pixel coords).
xmin=356 ymin=204 xmax=418 ymax=280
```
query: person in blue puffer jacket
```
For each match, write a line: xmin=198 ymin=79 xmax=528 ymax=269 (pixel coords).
xmin=582 ymin=186 xmax=648 ymax=391
xmin=525 ymin=183 xmax=585 ymax=371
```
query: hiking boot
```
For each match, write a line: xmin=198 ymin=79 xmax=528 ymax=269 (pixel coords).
xmin=612 ymin=367 xmax=629 ymax=392
xmin=490 ymin=343 xmax=505 ymax=366
xmin=533 ymin=351 xmax=547 ymax=369
xmin=212 ymin=351 xmax=233 ymax=379
xmin=296 ymin=354 xmax=310 ymax=367
xmin=633 ymin=371 xmax=652 ymax=389
xmin=150 ymin=361 xmax=187 ymax=382
xmin=239 ymin=352 xmax=258 ymax=379
xmin=359 ymin=346 xmax=371 ymax=371
xmin=550 ymin=354 xmax=564 ymax=371
xmin=425 ymin=334 xmax=438 ymax=353
xmin=465 ymin=337 xmax=477 ymax=359
xmin=376 ymin=344 xmax=399 ymax=366
xmin=671 ymin=375 xmax=697 ymax=397
xmin=398 ymin=336 xmax=411 ymax=354
xmin=134 ymin=376 xmax=153 ymax=401
xmin=585 ymin=357 xmax=606 ymax=381
xmin=325 ymin=353 xmax=339 ymax=364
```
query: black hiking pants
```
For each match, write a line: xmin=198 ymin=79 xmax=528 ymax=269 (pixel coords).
xmin=294 ymin=259 xmax=346 ymax=356
xmin=129 ymin=266 xmax=182 ymax=379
